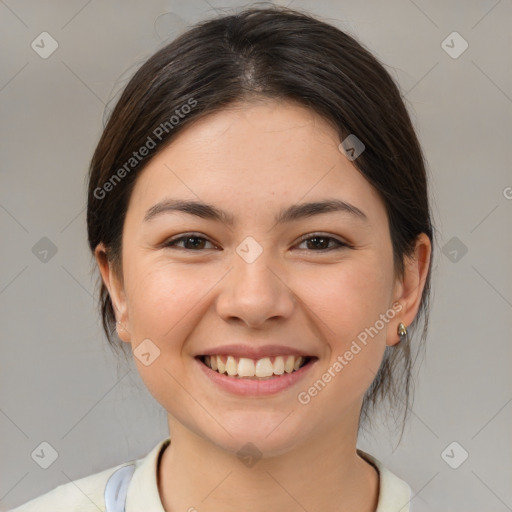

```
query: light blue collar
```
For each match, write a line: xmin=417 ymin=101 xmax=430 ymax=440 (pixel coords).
xmin=104 ymin=464 xmax=136 ymax=512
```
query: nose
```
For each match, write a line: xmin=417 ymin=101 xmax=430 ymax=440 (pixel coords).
xmin=215 ymin=247 xmax=296 ymax=329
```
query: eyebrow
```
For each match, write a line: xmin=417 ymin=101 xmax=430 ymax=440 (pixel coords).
xmin=143 ymin=198 xmax=368 ymax=225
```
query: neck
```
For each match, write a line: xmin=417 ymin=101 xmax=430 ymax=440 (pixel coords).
xmin=157 ymin=417 xmax=379 ymax=512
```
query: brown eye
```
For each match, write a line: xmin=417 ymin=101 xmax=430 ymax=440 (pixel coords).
xmin=163 ymin=234 xmax=217 ymax=251
xmin=296 ymin=234 xmax=348 ymax=252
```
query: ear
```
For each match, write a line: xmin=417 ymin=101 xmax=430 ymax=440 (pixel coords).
xmin=94 ymin=243 xmax=131 ymax=343
xmin=388 ymin=233 xmax=432 ymax=347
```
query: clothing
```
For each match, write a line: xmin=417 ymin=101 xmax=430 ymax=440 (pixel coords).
xmin=10 ymin=437 xmax=412 ymax=512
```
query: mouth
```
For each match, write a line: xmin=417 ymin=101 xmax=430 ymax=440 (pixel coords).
xmin=198 ymin=355 xmax=314 ymax=380
xmin=196 ymin=354 xmax=315 ymax=380
xmin=194 ymin=345 xmax=319 ymax=397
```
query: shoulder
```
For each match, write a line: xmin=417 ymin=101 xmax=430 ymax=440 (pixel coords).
xmin=8 ymin=461 xmax=134 ymax=512
xmin=9 ymin=438 xmax=170 ymax=512
xmin=8 ymin=464 xmax=121 ymax=512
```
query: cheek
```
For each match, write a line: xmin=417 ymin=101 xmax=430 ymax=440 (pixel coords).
xmin=122 ymin=259 xmax=209 ymax=408
xmin=292 ymin=260 xmax=393 ymax=416
xmin=297 ymin=257 xmax=393 ymax=343
xmin=124 ymin=258 xmax=224 ymax=345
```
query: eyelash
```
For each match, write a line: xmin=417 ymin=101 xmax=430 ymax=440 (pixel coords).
xmin=162 ymin=233 xmax=350 ymax=252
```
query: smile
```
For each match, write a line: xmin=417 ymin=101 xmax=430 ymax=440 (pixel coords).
xmin=200 ymin=354 xmax=311 ymax=379
xmin=195 ymin=352 xmax=319 ymax=396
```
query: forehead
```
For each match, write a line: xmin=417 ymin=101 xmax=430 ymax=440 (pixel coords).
xmin=125 ymin=99 xmax=386 ymax=225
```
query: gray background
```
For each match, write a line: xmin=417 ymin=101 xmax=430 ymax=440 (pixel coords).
xmin=1 ymin=1 xmax=511 ymax=510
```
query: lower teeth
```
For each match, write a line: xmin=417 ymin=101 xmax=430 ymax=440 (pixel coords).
xmin=231 ymin=374 xmax=281 ymax=380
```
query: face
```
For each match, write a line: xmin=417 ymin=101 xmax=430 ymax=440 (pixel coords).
xmin=98 ymin=99 xmax=424 ymax=456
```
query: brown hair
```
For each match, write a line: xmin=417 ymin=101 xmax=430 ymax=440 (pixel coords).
xmin=87 ymin=6 xmax=434 ymax=438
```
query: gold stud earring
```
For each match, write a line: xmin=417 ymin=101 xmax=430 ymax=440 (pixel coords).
xmin=397 ymin=322 xmax=407 ymax=340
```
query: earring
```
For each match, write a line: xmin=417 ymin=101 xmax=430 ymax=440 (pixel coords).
xmin=397 ymin=322 xmax=407 ymax=341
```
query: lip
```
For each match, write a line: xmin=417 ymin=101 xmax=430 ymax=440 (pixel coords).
xmin=195 ymin=355 xmax=318 ymax=397
xmin=197 ymin=344 xmax=316 ymax=359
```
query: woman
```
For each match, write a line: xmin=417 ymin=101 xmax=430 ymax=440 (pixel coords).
xmin=12 ymin=6 xmax=433 ymax=512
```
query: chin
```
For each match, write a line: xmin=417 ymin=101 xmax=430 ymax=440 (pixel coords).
xmin=202 ymin=414 xmax=309 ymax=459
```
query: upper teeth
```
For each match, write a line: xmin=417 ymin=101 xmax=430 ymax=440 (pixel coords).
xmin=204 ymin=355 xmax=306 ymax=378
